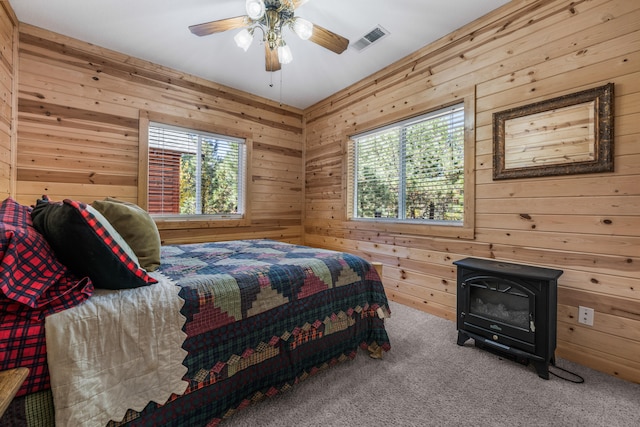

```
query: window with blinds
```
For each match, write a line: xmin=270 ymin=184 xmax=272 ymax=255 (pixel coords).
xmin=148 ymin=122 xmax=246 ymax=217
xmin=349 ymin=103 xmax=465 ymax=224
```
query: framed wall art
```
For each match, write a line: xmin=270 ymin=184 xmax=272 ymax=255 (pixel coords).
xmin=493 ymin=83 xmax=614 ymax=180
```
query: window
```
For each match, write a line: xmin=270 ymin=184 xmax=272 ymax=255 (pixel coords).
xmin=349 ymin=103 xmax=465 ymax=225
xmin=147 ymin=122 xmax=246 ymax=218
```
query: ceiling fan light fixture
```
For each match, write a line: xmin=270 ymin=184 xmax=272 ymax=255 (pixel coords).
xmin=234 ymin=28 xmax=254 ymax=51
xmin=245 ymin=0 xmax=266 ymax=20
xmin=292 ymin=17 xmax=313 ymax=40
xmin=277 ymin=44 xmax=293 ymax=64
xmin=189 ymin=0 xmax=350 ymax=72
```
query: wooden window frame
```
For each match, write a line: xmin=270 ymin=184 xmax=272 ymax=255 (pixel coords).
xmin=138 ymin=111 xmax=252 ymax=228
xmin=345 ymin=90 xmax=476 ymax=240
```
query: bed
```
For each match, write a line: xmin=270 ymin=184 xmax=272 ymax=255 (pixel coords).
xmin=0 ymin=197 xmax=391 ymax=426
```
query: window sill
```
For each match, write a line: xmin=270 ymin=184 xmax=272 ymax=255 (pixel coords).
xmin=154 ymin=216 xmax=250 ymax=230
xmin=347 ymin=218 xmax=475 ymax=240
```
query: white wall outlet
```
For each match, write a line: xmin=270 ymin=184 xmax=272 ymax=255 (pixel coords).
xmin=578 ymin=306 xmax=595 ymax=326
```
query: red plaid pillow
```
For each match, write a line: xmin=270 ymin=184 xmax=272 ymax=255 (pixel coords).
xmin=31 ymin=197 xmax=157 ymax=290
xmin=0 ymin=198 xmax=74 ymax=308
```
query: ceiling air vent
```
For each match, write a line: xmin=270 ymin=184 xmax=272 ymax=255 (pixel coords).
xmin=351 ymin=25 xmax=389 ymax=52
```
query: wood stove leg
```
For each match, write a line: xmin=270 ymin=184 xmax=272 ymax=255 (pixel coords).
xmin=533 ymin=361 xmax=550 ymax=380
xmin=457 ymin=330 xmax=470 ymax=346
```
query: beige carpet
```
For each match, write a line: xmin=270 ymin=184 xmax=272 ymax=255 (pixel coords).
xmin=224 ymin=301 xmax=639 ymax=426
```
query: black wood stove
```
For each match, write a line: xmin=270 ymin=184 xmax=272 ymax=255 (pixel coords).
xmin=454 ymin=257 xmax=563 ymax=379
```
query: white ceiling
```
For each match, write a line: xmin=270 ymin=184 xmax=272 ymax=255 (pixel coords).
xmin=12 ymin=0 xmax=510 ymax=109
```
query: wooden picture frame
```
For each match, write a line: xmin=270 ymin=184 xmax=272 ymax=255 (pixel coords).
xmin=493 ymin=83 xmax=614 ymax=180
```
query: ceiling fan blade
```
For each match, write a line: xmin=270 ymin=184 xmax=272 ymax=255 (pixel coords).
xmin=189 ymin=16 xmax=250 ymax=37
xmin=309 ymin=24 xmax=349 ymax=54
xmin=265 ymin=44 xmax=281 ymax=72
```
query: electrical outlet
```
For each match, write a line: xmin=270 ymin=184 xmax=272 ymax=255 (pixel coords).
xmin=578 ymin=306 xmax=594 ymax=326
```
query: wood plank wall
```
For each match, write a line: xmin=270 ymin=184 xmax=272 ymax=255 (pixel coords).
xmin=303 ymin=0 xmax=640 ymax=383
xmin=0 ymin=2 xmax=17 ymax=198
xmin=15 ymin=23 xmax=305 ymax=245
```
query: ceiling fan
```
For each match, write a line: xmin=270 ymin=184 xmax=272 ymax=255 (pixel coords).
xmin=189 ymin=0 xmax=349 ymax=72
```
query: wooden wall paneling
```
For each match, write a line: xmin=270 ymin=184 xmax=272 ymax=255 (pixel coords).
xmin=18 ymin=28 xmax=303 ymax=129
xmin=303 ymin=0 xmax=640 ymax=383
xmin=158 ymin=226 xmax=304 ymax=246
xmin=559 ymin=287 xmax=639 ymax=321
xmin=558 ymin=340 xmax=640 ymax=381
xmin=383 ymin=267 xmax=456 ymax=306
xmin=385 ymin=286 xmax=457 ymax=321
xmin=476 ymin=211 xmax=640 ymax=237
xmin=487 ymin=243 xmax=638 ymax=278
xmin=16 ymin=22 xmax=304 ymax=243
xmin=558 ymin=304 xmax=640 ymax=342
xmin=305 ymin=0 xmax=600 ymax=126
xmin=476 ymin=172 xmax=640 ymax=198
xmin=474 ymin=10 xmax=640 ymax=101
xmin=477 ymin=59 xmax=638 ymax=130
xmin=0 ymin=2 xmax=16 ymax=198
xmin=558 ymin=270 xmax=640 ymax=302
xmin=558 ymin=322 xmax=639 ymax=366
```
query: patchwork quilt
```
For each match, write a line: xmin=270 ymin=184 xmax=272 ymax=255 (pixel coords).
xmin=117 ymin=239 xmax=391 ymax=426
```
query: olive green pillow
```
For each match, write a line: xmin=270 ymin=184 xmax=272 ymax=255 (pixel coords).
xmin=91 ymin=198 xmax=161 ymax=271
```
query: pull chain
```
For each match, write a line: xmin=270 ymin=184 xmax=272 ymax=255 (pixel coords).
xmin=279 ymin=69 xmax=283 ymax=106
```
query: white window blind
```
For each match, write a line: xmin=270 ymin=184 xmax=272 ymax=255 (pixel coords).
xmin=148 ymin=122 xmax=246 ymax=217
xmin=350 ymin=103 xmax=465 ymax=223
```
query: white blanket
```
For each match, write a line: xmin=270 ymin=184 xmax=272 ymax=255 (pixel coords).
xmin=45 ymin=272 xmax=188 ymax=427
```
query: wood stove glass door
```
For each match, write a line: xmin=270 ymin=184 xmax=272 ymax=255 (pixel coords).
xmin=464 ymin=275 xmax=536 ymax=345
